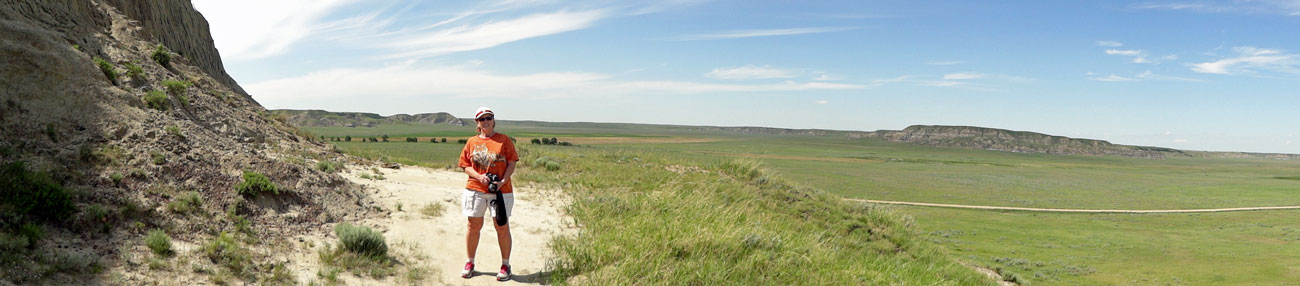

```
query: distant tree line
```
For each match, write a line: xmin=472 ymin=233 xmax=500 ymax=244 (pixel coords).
xmin=530 ymin=137 xmax=572 ymax=146
xmin=322 ymin=135 xmax=449 ymax=143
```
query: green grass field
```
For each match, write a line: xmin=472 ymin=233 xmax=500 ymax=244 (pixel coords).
xmin=315 ymin=122 xmax=1300 ymax=285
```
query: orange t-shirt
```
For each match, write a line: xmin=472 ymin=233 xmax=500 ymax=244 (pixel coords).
xmin=458 ymin=133 xmax=519 ymax=193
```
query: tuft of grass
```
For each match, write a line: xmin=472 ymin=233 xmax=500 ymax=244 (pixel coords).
xmin=202 ymin=232 xmax=251 ymax=276
xmin=166 ymin=125 xmax=184 ymax=139
xmin=235 ymin=171 xmax=278 ymax=196
xmin=145 ymin=229 xmax=173 ymax=257
xmin=152 ymin=45 xmax=171 ymax=68
xmin=334 ymin=223 xmax=387 ymax=259
xmin=419 ymin=203 xmax=444 ymax=218
xmin=94 ymin=57 xmax=117 ymax=83
xmin=151 ymin=151 xmax=166 ymax=165
xmin=143 ymin=90 xmax=169 ymax=111
xmin=162 ymin=80 xmax=189 ymax=94
xmin=167 ymin=191 xmax=203 ymax=214
xmin=125 ymin=62 xmax=144 ymax=80
xmin=318 ymin=243 xmax=395 ymax=278
xmin=316 ymin=161 xmax=343 ymax=173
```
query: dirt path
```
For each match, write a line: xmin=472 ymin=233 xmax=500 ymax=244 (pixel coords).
xmin=287 ymin=165 xmax=575 ymax=285
xmin=847 ymin=199 xmax=1300 ymax=213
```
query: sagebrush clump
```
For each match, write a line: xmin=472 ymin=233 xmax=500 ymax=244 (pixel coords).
xmin=334 ymin=223 xmax=387 ymax=259
xmin=143 ymin=91 xmax=168 ymax=111
xmin=145 ymin=229 xmax=173 ymax=256
xmin=235 ymin=171 xmax=277 ymax=196
xmin=151 ymin=45 xmax=170 ymax=68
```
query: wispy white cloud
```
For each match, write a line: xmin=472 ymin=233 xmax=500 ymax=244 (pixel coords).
xmin=380 ymin=9 xmax=608 ymax=59
xmin=676 ymin=27 xmax=857 ymax=40
xmin=1189 ymin=46 xmax=1297 ymax=74
xmin=194 ymin=0 xmax=360 ymax=60
xmin=1095 ymin=41 xmax=1123 ymax=47
xmin=942 ymin=72 xmax=984 ymax=80
xmin=814 ymin=100 xmax=829 ymax=104
xmin=1089 ymin=70 xmax=1201 ymax=82
xmin=1090 ymin=74 xmax=1138 ymax=82
xmin=1133 ymin=1 xmax=1300 ymax=16
xmin=926 ymin=60 xmax=964 ymax=66
xmin=706 ymin=65 xmax=797 ymax=80
xmin=811 ymin=73 xmax=843 ymax=81
xmin=1106 ymin=49 xmax=1142 ymax=56
xmin=246 ymin=63 xmax=866 ymax=102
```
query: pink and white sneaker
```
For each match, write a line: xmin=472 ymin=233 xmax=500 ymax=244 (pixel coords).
xmin=461 ymin=262 xmax=475 ymax=278
xmin=496 ymin=264 xmax=512 ymax=281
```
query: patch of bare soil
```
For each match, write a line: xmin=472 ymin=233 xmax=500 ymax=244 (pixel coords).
xmin=283 ymin=164 xmax=575 ymax=285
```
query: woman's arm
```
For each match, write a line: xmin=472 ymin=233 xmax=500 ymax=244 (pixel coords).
xmin=501 ymin=160 xmax=517 ymax=186
xmin=464 ymin=166 xmax=488 ymax=185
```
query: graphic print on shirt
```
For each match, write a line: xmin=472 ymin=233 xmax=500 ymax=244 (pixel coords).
xmin=470 ymin=143 xmax=499 ymax=171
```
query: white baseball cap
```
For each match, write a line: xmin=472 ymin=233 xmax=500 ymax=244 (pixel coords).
xmin=474 ymin=107 xmax=494 ymax=119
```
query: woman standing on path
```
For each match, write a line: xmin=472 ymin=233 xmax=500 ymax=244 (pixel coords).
xmin=458 ymin=107 xmax=519 ymax=281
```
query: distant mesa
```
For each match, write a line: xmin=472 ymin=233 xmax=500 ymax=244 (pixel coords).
xmin=270 ymin=109 xmax=466 ymax=127
xmin=857 ymin=125 xmax=1300 ymax=160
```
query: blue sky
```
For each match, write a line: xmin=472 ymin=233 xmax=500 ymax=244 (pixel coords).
xmin=192 ymin=0 xmax=1300 ymax=154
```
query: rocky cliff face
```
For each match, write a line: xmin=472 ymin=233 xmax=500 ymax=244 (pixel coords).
xmin=1 ymin=0 xmax=248 ymax=99
xmin=100 ymin=0 xmax=249 ymax=99
xmin=271 ymin=109 xmax=466 ymax=127
xmin=1 ymin=1 xmax=372 ymax=283
xmin=874 ymin=125 xmax=1182 ymax=159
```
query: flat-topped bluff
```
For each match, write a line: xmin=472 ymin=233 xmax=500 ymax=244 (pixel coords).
xmin=872 ymin=125 xmax=1182 ymax=159
xmin=270 ymin=109 xmax=465 ymax=127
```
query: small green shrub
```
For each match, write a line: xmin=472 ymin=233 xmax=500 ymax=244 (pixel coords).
xmin=544 ymin=160 xmax=561 ymax=171
xmin=334 ymin=223 xmax=387 ymax=259
xmin=125 ymin=62 xmax=144 ymax=80
xmin=85 ymin=204 xmax=109 ymax=223
xmin=0 ymin=162 xmax=75 ymax=222
xmin=167 ymin=191 xmax=202 ymax=214
xmin=94 ymin=57 xmax=117 ymax=83
xmin=150 ymin=151 xmax=166 ymax=165
xmin=235 ymin=171 xmax=277 ymax=196
xmin=109 ymin=172 xmax=124 ymax=184
xmin=456 ymin=139 xmax=468 ymax=144
xmin=143 ymin=90 xmax=168 ymax=110
xmin=316 ymin=161 xmax=342 ymax=173
xmin=145 ymin=229 xmax=173 ymax=256
xmin=420 ymin=203 xmax=444 ymax=217
xmin=162 ymin=80 xmax=190 ymax=96
xmin=165 ymin=125 xmax=184 ymax=139
xmin=202 ymin=232 xmax=250 ymax=275
xmin=18 ymin=223 xmax=42 ymax=247
xmin=151 ymin=45 xmax=170 ymax=68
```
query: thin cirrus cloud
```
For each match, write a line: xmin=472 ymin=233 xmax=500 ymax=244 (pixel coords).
xmin=193 ymin=0 xmax=360 ymax=60
xmin=1089 ymin=70 xmax=1201 ymax=82
xmin=1132 ymin=1 xmax=1300 ymax=16
xmin=676 ymin=27 xmax=857 ymax=40
xmin=245 ymin=63 xmax=867 ymax=103
xmin=1095 ymin=40 xmax=1123 ymax=47
xmin=1189 ymin=46 xmax=1297 ymax=75
xmin=706 ymin=65 xmax=797 ymax=80
xmin=378 ymin=9 xmax=608 ymax=59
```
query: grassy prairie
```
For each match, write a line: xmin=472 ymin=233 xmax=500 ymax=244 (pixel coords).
xmin=516 ymin=146 xmax=993 ymax=285
xmin=322 ymin=122 xmax=1300 ymax=285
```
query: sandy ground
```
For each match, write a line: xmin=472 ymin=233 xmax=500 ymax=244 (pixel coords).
xmin=286 ymin=164 xmax=575 ymax=285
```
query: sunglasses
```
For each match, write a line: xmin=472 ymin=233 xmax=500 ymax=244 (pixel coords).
xmin=476 ymin=116 xmax=494 ymax=122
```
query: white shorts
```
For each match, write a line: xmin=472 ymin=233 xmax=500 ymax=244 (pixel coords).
xmin=462 ymin=189 xmax=514 ymax=218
